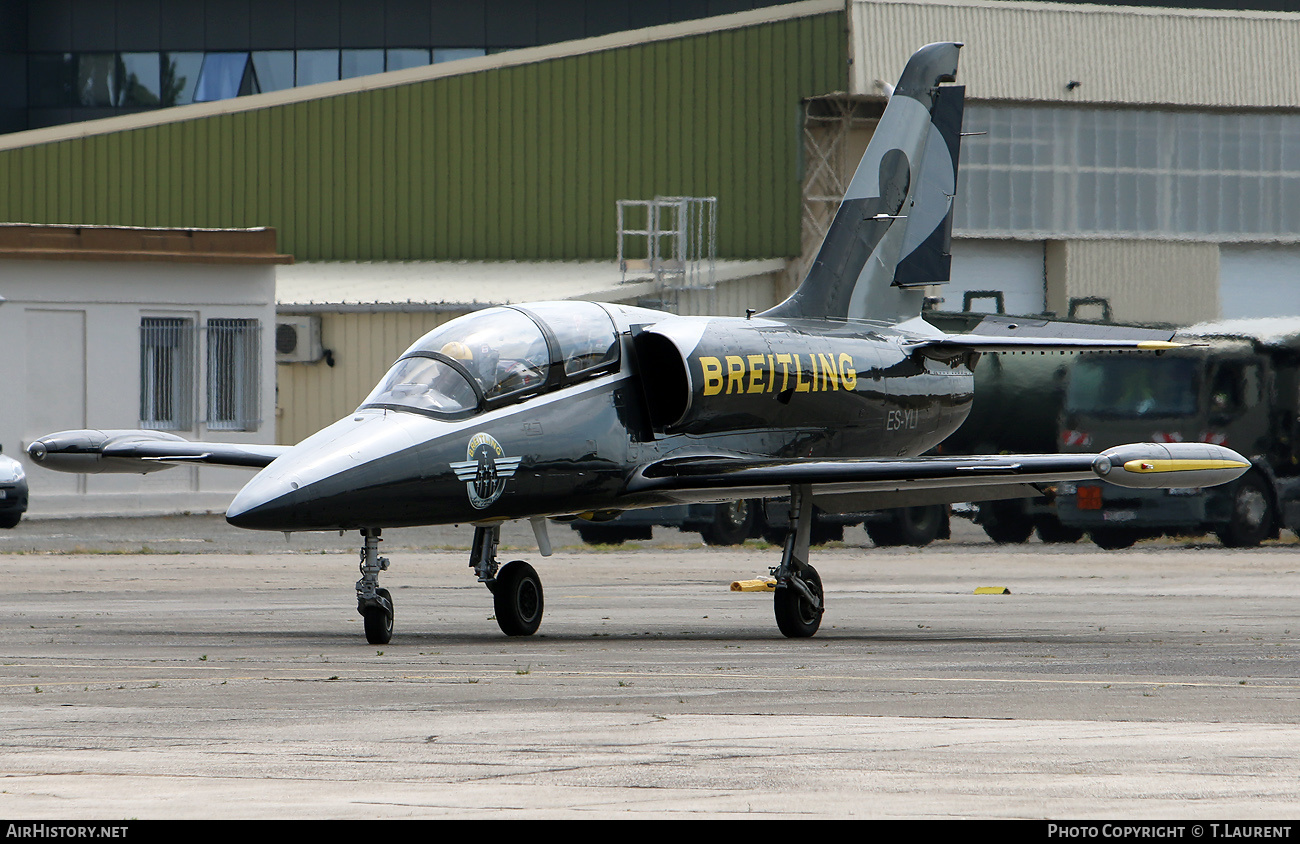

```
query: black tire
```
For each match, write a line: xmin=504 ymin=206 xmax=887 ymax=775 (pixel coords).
xmin=362 ymin=587 xmax=393 ymax=645
xmin=1215 ymin=472 xmax=1274 ymax=549
xmin=1034 ymin=516 xmax=1084 ymax=544
xmin=699 ymin=500 xmax=757 ymax=546
xmin=978 ymin=500 xmax=1035 ymax=544
xmin=0 ymin=512 xmax=20 ymax=529
xmin=774 ymin=565 xmax=823 ymax=638
xmin=762 ymin=514 xmax=841 ymax=547
xmin=809 ymin=520 xmax=843 ymax=546
xmin=866 ymin=505 xmax=946 ymax=547
xmin=1089 ymin=527 xmax=1139 ymax=550
xmin=493 ymin=560 xmax=544 ymax=636
xmin=574 ymin=524 xmax=651 ymax=545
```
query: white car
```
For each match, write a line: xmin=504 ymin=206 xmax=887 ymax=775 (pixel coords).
xmin=0 ymin=449 xmax=28 ymax=528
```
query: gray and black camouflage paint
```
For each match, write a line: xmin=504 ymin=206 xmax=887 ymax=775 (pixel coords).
xmin=765 ymin=41 xmax=964 ymax=324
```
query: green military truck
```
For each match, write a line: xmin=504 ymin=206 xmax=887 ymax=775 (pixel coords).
xmin=931 ymin=315 xmax=1300 ymax=548
xmin=1053 ymin=319 xmax=1300 ymax=548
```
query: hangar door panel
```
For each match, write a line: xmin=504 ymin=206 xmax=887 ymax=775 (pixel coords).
xmin=25 ymin=310 xmax=86 ymax=495
xmin=946 ymin=241 xmax=1045 ymax=316
xmin=1219 ymin=245 xmax=1300 ymax=319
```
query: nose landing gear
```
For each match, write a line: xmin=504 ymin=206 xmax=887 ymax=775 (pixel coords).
xmin=357 ymin=528 xmax=394 ymax=645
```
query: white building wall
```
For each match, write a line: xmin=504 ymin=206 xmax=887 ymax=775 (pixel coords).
xmin=850 ymin=0 xmax=1300 ymax=108
xmin=0 ymin=259 xmax=277 ymax=517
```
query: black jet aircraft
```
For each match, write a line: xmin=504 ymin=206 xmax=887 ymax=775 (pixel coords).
xmin=29 ymin=43 xmax=1249 ymax=644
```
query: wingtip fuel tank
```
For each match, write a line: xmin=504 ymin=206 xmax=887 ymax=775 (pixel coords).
xmin=1092 ymin=443 xmax=1250 ymax=489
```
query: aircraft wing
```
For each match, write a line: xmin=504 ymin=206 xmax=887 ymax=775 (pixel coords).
xmin=626 ymin=443 xmax=1250 ymax=509
xmin=27 ymin=429 xmax=288 ymax=474
xmin=904 ymin=314 xmax=1188 ymax=355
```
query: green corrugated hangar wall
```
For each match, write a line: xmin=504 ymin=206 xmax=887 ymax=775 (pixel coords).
xmin=0 ymin=12 xmax=845 ymax=261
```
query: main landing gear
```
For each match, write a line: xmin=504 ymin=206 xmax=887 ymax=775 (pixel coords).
xmin=471 ymin=524 xmax=544 ymax=636
xmin=770 ymin=485 xmax=824 ymax=638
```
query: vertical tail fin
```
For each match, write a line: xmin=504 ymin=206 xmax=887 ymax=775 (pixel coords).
xmin=765 ymin=42 xmax=964 ymax=323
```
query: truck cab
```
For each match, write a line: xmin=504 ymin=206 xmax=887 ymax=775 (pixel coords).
xmin=1055 ymin=324 xmax=1300 ymax=548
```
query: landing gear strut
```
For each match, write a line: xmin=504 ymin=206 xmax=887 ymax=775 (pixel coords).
xmin=771 ymin=485 xmax=824 ymax=638
xmin=356 ymin=528 xmax=393 ymax=645
xmin=471 ymin=525 xmax=545 ymax=636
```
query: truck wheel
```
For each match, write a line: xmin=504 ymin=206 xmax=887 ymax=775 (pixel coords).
xmin=1034 ymin=516 xmax=1084 ymax=544
xmin=762 ymin=513 xmax=842 ymax=546
xmin=575 ymin=525 xmax=651 ymax=545
xmin=979 ymin=500 xmax=1034 ymax=544
xmin=1089 ymin=527 xmax=1139 ymax=550
xmin=699 ymin=500 xmax=757 ymax=546
xmin=867 ymin=505 xmax=946 ymax=547
xmin=1215 ymin=473 xmax=1274 ymax=549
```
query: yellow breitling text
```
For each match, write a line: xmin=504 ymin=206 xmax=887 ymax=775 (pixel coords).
xmin=699 ymin=353 xmax=857 ymax=397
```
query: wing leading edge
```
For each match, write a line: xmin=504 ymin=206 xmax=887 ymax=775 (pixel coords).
xmin=627 ymin=443 xmax=1250 ymax=509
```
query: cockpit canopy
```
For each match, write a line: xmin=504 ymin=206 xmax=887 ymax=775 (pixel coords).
xmin=360 ymin=302 xmax=620 ymax=418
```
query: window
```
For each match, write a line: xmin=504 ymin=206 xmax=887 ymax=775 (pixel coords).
xmin=386 ymin=49 xmax=431 ymax=71
xmin=342 ymin=50 xmax=384 ymax=80
xmin=140 ymin=317 xmax=196 ymax=430
xmin=296 ymin=50 xmax=340 ymax=86
xmin=206 ymin=319 xmax=261 ymax=431
xmin=957 ymin=104 xmax=1300 ymax=241
xmin=251 ymin=51 xmax=295 ymax=93
xmin=193 ymin=53 xmax=253 ymax=103
xmin=119 ymin=53 xmax=162 ymax=107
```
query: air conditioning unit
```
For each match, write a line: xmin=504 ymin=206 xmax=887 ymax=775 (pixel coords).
xmin=275 ymin=316 xmax=323 ymax=363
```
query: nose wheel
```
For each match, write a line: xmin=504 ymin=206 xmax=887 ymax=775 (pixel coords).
xmin=356 ymin=528 xmax=394 ymax=644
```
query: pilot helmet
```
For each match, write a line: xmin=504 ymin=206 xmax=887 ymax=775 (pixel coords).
xmin=439 ymin=341 xmax=474 ymax=362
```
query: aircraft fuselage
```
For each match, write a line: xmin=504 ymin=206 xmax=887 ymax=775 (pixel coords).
xmin=226 ymin=309 xmax=975 ymax=532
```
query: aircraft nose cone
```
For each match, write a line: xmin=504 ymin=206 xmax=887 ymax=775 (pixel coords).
xmin=226 ymin=473 xmax=303 ymax=530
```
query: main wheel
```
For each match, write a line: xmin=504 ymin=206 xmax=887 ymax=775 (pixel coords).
xmin=700 ymin=500 xmax=757 ymax=546
xmin=867 ymin=505 xmax=945 ymax=547
xmin=774 ymin=565 xmax=823 ymax=638
xmin=362 ymin=587 xmax=393 ymax=645
xmin=494 ymin=561 xmax=544 ymax=636
xmin=1215 ymin=472 xmax=1274 ymax=549
xmin=0 ymin=512 xmax=20 ymax=529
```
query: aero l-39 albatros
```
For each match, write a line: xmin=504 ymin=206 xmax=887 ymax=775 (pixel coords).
xmin=29 ymin=43 xmax=1248 ymax=644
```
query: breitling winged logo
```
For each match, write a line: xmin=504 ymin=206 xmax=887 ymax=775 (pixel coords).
xmin=450 ymin=432 xmax=522 ymax=509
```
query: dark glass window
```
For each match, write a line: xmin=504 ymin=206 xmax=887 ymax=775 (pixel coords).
xmin=385 ymin=49 xmax=431 ymax=71
xmin=161 ymin=52 xmax=204 ymax=106
xmin=296 ymin=50 xmax=340 ymax=86
xmin=194 ymin=52 xmax=252 ymax=102
xmin=434 ymin=48 xmax=486 ymax=63
xmin=76 ymin=53 xmax=119 ymax=106
xmin=341 ymin=49 xmax=383 ymax=80
xmin=119 ymin=53 xmax=162 ymax=107
xmin=28 ymin=54 xmax=75 ymax=108
xmin=251 ymin=51 xmax=294 ymax=93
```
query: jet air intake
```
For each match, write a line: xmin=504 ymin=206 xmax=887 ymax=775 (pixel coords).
xmin=633 ymin=318 xmax=901 ymax=438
